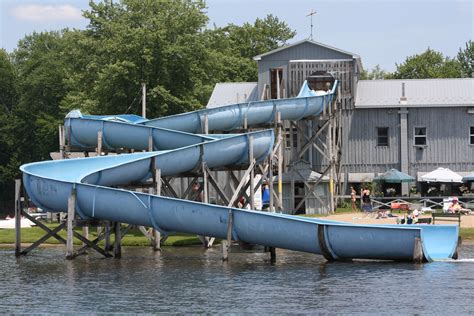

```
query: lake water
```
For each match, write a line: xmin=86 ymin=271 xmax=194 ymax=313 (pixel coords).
xmin=1 ymin=244 xmax=473 ymax=314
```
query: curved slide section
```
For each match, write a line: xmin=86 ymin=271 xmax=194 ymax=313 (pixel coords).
xmin=64 ymin=81 xmax=337 ymax=150
xmin=21 ymin=81 xmax=459 ymax=261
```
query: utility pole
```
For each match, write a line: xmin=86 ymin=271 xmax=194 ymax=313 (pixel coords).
xmin=142 ymin=83 xmax=146 ymax=118
xmin=307 ymin=9 xmax=317 ymax=40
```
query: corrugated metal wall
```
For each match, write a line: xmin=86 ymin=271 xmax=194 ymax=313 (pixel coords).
xmin=407 ymin=107 xmax=474 ymax=173
xmin=340 ymin=108 xmax=401 ymax=173
xmin=338 ymin=107 xmax=474 ymax=175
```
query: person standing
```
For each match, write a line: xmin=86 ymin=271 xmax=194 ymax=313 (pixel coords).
xmin=361 ymin=187 xmax=372 ymax=214
xmin=191 ymin=182 xmax=203 ymax=202
xmin=350 ymin=186 xmax=357 ymax=212
xmin=262 ymin=183 xmax=270 ymax=210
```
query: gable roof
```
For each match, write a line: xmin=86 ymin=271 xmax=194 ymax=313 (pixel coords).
xmin=253 ymin=39 xmax=360 ymax=61
xmin=207 ymin=82 xmax=259 ymax=108
xmin=355 ymin=78 xmax=474 ymax=108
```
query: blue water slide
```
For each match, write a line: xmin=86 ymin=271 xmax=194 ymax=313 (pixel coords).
xmin=20 ymin=81 xmax=459 ymax=261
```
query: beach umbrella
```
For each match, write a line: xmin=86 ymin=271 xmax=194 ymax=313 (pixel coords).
xmin=373 ymin=169 xmax=415 ymax=183
xmin=421 ymin=167 xmax=462 ymax=183
xmin=463 ymin=172 xmax=474 ymax=181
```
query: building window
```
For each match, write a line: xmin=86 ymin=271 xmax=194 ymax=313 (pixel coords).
xmin=414 ymin=127 xmax=427 ymax=146
xmin=470 ymin=126 xmax=474 ymax=145
xmin=377 ymin=127 xmax=389 ymax=146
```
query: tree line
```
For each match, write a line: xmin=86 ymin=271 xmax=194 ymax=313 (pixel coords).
xmin=361 ymin=42 xmax=473 ymax=80
xmin=0 ymin=0 xmax=295 ymax=209
xmin=0 ymin=0 xmax=472 ymax=210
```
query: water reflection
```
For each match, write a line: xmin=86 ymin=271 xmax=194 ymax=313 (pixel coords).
xmin=0 ymin=245 xmax=473 ymax=314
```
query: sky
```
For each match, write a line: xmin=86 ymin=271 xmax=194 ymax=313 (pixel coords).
xmin=0 ymin=0 xmax=473 ymax=72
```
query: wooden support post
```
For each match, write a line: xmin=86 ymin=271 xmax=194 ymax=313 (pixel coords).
xmin=221 ymin=240 xmax=229 ymax=261
xmin=276 ymin=112 xmax=283 ymax=211
xmin=328 ymin=110 xmax=335 ymax=213
xmin=413 ymin=237 xmax=423 ymax=263
xmin=199 ymin=162 xmax=211 ymax=248
xmin=97 ymin=131 xmax=103 ymax=155
xmin=82 ymin=226 xmax=89 ymax=247
xmin=114 ymin=221 xmax=122 ymax=258
xmin=453 ymin=236 xmax=462 ymax=260
xmin=203 ymin=114 xmax=209 ymax=134
xmin=66 ymin=189 xmax=76 ymax=260
xmin=276 ymin=69 xmax=280 ymax=99
xmin=14 ymin=179 xmax=22 ymax=257
xmin=249 ymin=136 xmax=255 ymax=209
xmin=148 ymin=134 xmax=153 ymax=152
xmin=142 ymin=83 xmax=146 ymax=118
xmin=202 ymin=163 xmax=208 ymax=204
xmin=269 ymin=247 xmax=276 ymax=263
xmin=153 ymin=167 xmax=161 ymax=251
xmin=59 ymin=125 xmax=66 ymax=159
xmin=155 ymin=167 xmax=161 ymax=196
xmin=222 ymin=210 xmax=233 ymax=261
xmin=104 ymin=222 xmax=112 ymax=251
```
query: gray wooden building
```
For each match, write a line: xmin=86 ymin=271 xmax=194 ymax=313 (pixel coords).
xmin=208 ymin=39 xmax=474 ymax=210
xmin=253 ymin=39 xmax=362 ymax=109
xmin=346 ymin=78 xmax=474 ymax=194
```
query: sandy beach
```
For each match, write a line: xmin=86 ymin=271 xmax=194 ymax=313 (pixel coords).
xmin=326 ymin=212 xmax=474 ymax=228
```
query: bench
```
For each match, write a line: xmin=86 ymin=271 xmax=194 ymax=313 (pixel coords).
xmin=416 ymin=217 xmax=432 ymax=224
xmin=432 ymin=213 xmax=461 ymax=225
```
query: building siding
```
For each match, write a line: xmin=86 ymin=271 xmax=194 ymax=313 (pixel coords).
xmin=257 ymin=41 xmax=355 ymax=99
xmin=407 ymin=107 xmax=474 ymax=174
xmin=260 ymin=41 xmax=353 ymax=62
xmin=340 ymin=109 xmax=401 ymax=173
xmin=336 ymin=107 xmax=474 ymax=177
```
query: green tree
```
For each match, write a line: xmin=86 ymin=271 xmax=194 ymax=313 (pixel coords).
xmin=202 ymin=14 xmax=295 ymax=87
xmin=360 ymin=64 xmax=391 ymax=80
xmin=0 ymin=49 xmax=17 ymax=114
xmin=0 ymin=49 xmax=18 ymax=199
xmin=6 ymin=31 xmax=68 ymax=177
xmin=392 ymin=48 xmax=461 ymax=79
xmin=0 ymin=0 xmax=296 ymax=209
xmin=61 ymin=0 xmax=210 ymax=117
xmin=220 ymin=14 xmax=296 ymax=60
xmin=60 ymin=2 xmax=296 ymax=117
xmin=457 ymin=40 xmax=473 ymax=78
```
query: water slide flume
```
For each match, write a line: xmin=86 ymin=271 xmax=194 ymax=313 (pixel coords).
xmin=20 ymin=82 xmax=459 ymax=262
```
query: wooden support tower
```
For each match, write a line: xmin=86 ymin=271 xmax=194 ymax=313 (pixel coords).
xmin=284 ymin=93 xmax=341 ymax=214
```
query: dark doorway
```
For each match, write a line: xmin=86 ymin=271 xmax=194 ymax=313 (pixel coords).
xmin=294 ymin=183 xmax=306 ymax=215
xmin=270 ymin=68 xmax=283 ymax=99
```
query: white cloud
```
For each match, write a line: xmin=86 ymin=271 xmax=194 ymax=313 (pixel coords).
xmin=10 ymin=4 xmax=83 ymax=22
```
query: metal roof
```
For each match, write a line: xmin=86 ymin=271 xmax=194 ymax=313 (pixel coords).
xmin=355 ymin=78 xmax=474 ymax=108
xmin=253 ymin=39 xmax=360 ymax=61
xmin=206 ymin=82 xmax=258 ymax=108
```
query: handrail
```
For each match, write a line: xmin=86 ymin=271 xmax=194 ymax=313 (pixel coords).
xmin=337 ymin=195 xmax=474 ymax=209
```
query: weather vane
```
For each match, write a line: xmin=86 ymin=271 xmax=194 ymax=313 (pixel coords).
xmin=307 ymin=9 xmax=317 ymax=40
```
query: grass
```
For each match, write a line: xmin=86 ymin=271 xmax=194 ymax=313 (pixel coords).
xmin=0 ymin=223 xmax=203 ymax=247
xmin=460 ymin=228 xmax=474 ymax=241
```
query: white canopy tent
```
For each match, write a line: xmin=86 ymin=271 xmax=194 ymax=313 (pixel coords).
xmin=420 ymin=168 xmax=463 ymax=183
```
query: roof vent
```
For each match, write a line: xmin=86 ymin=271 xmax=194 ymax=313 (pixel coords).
xmin=399 ymin=82 xmax=408 ymax=105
